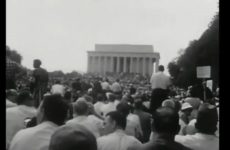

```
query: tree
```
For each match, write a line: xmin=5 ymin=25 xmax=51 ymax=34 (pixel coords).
xmin=168 ymin=13 xmax=219 ymax=89
xmin=6 ymin=45 xmax=23 ymax=64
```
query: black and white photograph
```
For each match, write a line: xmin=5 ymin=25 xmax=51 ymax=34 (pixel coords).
xmin=6 ymin=0 xmax=219 ymax=150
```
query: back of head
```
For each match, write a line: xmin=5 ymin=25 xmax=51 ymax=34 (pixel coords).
xmin=134 ymin=99 xmax=143 ymax=110
xmin=73 ymin=98 xmax=89 ymax=115
xmin=6 ymin=89 xmax=18 ymax=99
xmin=153 ymin=107 xmax=180 ymax=135
xmin=158 ymin=65 xmax=164 ymax=72
xmin=33 ymin=59 xmax=42 ymax=68
xmin=195 ymin=103 xmax=218 ymax=134
xmin=106 ymin=111 xmax=127 ymax=130
xmin=42 ymin=94 xmax=68 ymax=125
xmin=16 ymin=90 xmax=33 ymax=105
xmin=108 ymin=93 xmax=116 ymax=102
xmin=116 ymin=102 xmax=130 ymax=117
xmin=55 ymin=80 xmax=61 ymax=84
xmin=161 ymin=99 xmax=175 ymax=109
xmin=49 ymin=125 xmax=97 ymax=150
xmin=96 ymin=93 xmax=104 ymax=102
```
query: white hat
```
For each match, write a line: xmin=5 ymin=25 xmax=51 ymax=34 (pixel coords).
xmin=181 ymin=102 xmax=193 ymax=110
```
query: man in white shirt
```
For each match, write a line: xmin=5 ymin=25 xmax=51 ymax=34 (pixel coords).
xmin=9 ymin=94 xmax=69 ymax=150
xmin=66 ymin=98 xmax=103 ymax=138
xmin=50 ymin=80 xmax=65 ymax=97
xmin=94 ymin=93 xmax=105 ymax=116
xmin=6 ymin=91 xmax=36 ymax=149
xmin=150 ymin=65 xmax=171 ymax=113
xmin=97 ymin=111 xmax=141 ymax=150
xmin=116 ymin=102 xmax=143 ymax=140
xmin=175 ymin=103 xmax=219 ymax=150
xmin=100 ymin=93 xmax=117 ymax=117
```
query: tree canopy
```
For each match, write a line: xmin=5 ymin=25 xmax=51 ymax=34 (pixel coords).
xmin=168 ymin=13 xmax=219 ymax=89
xmin=6 ymin=45 xmax=23 ymax=64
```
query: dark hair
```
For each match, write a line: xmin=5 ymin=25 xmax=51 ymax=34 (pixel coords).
xmin=106 ymin=111 xmax=127 ymax=130
xmin=55 ymin=80 xmax=61 ymax=84
xmin=42 ymin=94 xmax=69 ymax=125
xmin=195 ymin=103 xmax=218 ymax=134
xmin=64 ymin=91 xmax=72 ymax=100
xmin=108 ymin=93 xmax=116 ymax=102
xmin=134 ymin=100 xmax=143 ymax=110
xmin=158 ymin=65 xmax=164 ymax=72
xmin=116 ymin=102 xmax=130 ymax=117
xmin=6 ymin=90 xmax=18 ymax=98
xmin=96 ymin=93 xmax=104 ymax=102
xmin=16 ymin=90 xmax=33 ymax=105
xmin=174 ymin=100 xmax=182 ymax=113
xmin=33 ymin=59 xmax=42 ymax=68
xmin=153 ymin=107 xmax=180 ymax=135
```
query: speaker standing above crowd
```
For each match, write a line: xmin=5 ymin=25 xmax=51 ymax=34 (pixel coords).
xmin=6 ymin=60 xmax=219 ymax=150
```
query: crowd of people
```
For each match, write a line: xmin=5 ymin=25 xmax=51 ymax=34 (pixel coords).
xmin=6 ymin=58 xmax=219 ymax=150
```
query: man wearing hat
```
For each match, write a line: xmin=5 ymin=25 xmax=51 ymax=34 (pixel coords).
xmin=176 ymin=103 xmax=219 ymax=150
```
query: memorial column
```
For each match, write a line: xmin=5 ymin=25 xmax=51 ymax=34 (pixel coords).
xmin=130 ymin=57 xmax=133 ymax=73
xmin=103 ymin=56 xmax=107 ymax=75
xmin=143 ymin=57 xmax=146 ymax=76
xmin=123 ymin=57 xmax=127 ymax=72
xmin=110 ymin=56 xmax=114 ymax=72
xmin=149 ymin=57 xmax=153 ymax=75
xmin=136 ymin=57 xmax=139 ymax=74
xmin=155 ymin=58 xmax=159 ymax=73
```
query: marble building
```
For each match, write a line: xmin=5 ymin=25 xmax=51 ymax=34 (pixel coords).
xmin=87 ymin=44 xmax=160 ymax=76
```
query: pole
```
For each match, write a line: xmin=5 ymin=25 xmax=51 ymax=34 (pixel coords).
xmin=203 ymin=78 xmax=206 ymax=102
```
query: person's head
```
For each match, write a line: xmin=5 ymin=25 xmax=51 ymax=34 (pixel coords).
xmin=181 ymin=102 xmax=193 ymax=116
xmin=15 ymin=90 xmax=34 ymax=106
xmin=108 ymin=93 xmax=116 ymax=102
xmin=115 ymin=94 xmax=122 ymax=101
xmin=134 ymin=100 xmax=143 ymax=110
xmin=103 ymin=111 xmax=127 ymax=135
xmin=73 ymin=98 xmax=89 ymax=116
xmin=33 ymin=59 xmax=42 ymax=68
xmin=36 ymin=94 xmax=69 ymax=125
xmin=96 ymin=93 xmax=104 ymax=102
xmin=161 ymin=99 xmax=175 ymax=109
xmin=158 ymin=65 xmax=164 ymax=72
xmin=64 ymin=91 xmax=72 ymax=102
xmin=6 ymin=89 xmax=18 ymax=103
xmin=195 ymin=103 xmax=218 ymax=135
xmin=116 ymin=102 xmax=130 ymax=117
xmin=49 ymin=125 xmax=97 ymax=150
xmin=152 ymin=107 xmax=180 ymax=135
xmin=55 ymin=80 xmax=61 ymax=84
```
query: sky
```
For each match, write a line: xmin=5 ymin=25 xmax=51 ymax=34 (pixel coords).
xmin=6 ymin=0 xmax=219 ymax=73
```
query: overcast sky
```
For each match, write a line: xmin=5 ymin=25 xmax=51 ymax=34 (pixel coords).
xmin=6 ymin=0 xmax=218 ymax=73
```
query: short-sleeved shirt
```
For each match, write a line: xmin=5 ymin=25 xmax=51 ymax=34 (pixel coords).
xmin=97 ymin=129 xmax=141 ymax=150
xmin=175 ymin=133 xmax=219 ymax=150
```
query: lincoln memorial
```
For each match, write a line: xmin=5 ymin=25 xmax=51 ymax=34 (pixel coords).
xmin=87 ymin=44 xmax=160 ymax=76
